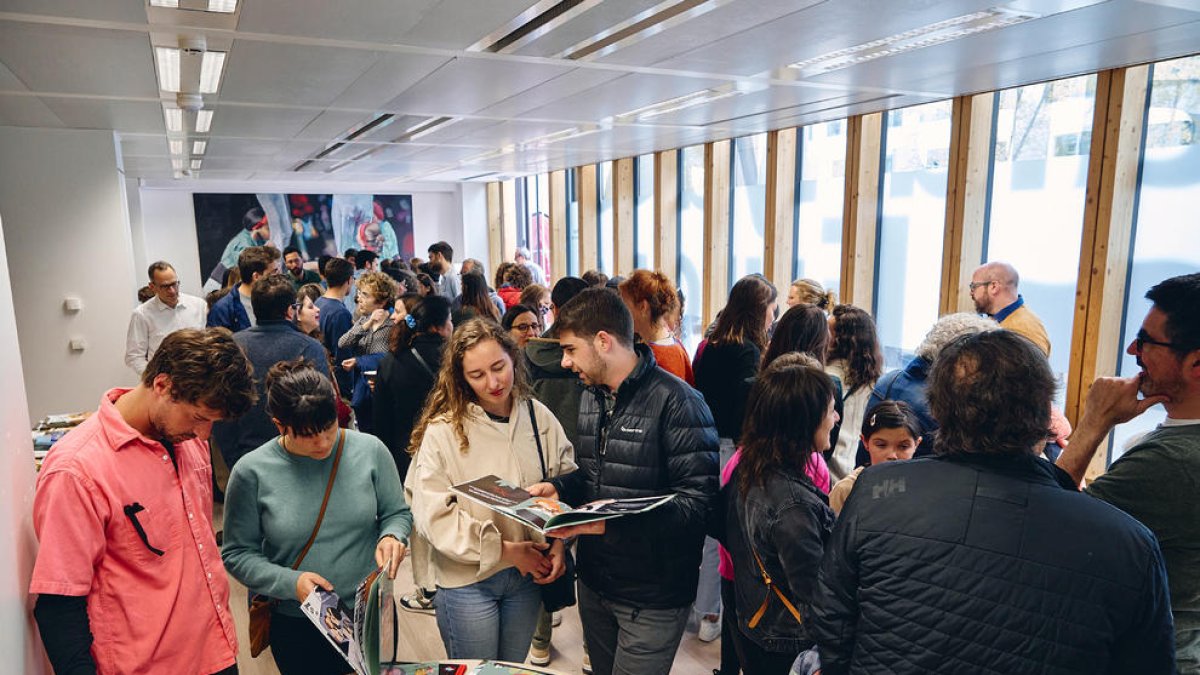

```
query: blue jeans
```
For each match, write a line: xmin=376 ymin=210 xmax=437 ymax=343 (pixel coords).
xmin=435 ymin=567 xmax=542 ymax=662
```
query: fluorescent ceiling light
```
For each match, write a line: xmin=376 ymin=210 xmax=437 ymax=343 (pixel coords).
xmin=193 ymin=141 xmax=207 ymax=154
xmin=191 ymin=159 xmax=203 ymax=170
xmin=207 ymin=0 xmax=237 ymax=12
xmin=199 ymin=51 xmax=226 ymax=94
xmin=195 ymin=109 xmax=213 ymax=133
xmin=521 ymin=126 xmax=600 ymax=148
xmin=172 ymin=158 xmax=184 ymax=171
xmin=169 ymin=140 xmax=184 ymax=155
xmin=615 ymin=88 xmax=743 ymax=121
xmin=788 ymin=7 xmax=1038 ymax=75
xmin=163 ymin=107 xmax=183 ymax=133
xmin=149 ymin=0 xmax=179 ymax=7
xmin=154 ymin=47 xmax=181 ymax=92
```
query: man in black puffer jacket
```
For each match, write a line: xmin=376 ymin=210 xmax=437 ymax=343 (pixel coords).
xmin=532 ymin=288 xmax=719 ymax=675
xmin=811 ymin=330 xmax=1175 ymax=674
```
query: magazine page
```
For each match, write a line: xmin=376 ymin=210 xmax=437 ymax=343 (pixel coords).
xmin=380 ymin=665 xmax=467 ymax=675
xmin=468 ymin=662 xmax=558 ymax=674
xmin=542 ymin=494 xmax=675 ymax=531
xmin=300 ymin=586 xmax=368 ymax=675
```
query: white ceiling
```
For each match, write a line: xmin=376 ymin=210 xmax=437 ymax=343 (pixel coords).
xmin=0 ymin=0 xmax=1198 ymax=185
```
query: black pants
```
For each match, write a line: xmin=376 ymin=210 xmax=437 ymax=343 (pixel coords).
xmin=725 ymin=584 xmax=799 ymax=675
xmin=269 ymin=612 xmax=354 ymax=675
xmin=719 ymin=578 xmax=741 ymax=675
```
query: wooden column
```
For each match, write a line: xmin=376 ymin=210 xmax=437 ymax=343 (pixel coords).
xmin=763 ymin=128 xmax=798 ymax=296
xmin=941 ymin=92 xmax=995 ymax=315
xmin=613 ymin=157 xmax=636 ymax=276
xmin=577 ymin=164 xmax=598 ymax=273
xmin=703 ymin=139 xmax=732 ymax=327
xmin=841 ymin=113 xmax=884 ymax=312
xmin=486 ymin=182 xmax=503 ymax=277
xmin=655 ymin=149 xmax=679 ymax=283
xmin=1066 ymin=66 xmax=1150 ymax=479
xmin=548 ymin=169 xmax=567 ymax=283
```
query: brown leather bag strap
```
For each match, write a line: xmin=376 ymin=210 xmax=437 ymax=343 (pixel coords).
xmin=747 ymin=546 xmax=804 ymax=629
xmin=290 ymin=429 xmax=346 ymax=570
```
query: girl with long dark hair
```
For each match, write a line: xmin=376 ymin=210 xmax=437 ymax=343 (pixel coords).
xmin=825 ymin=305 xmax=885 ymax=480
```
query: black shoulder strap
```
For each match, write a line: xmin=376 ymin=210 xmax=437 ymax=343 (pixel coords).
xmin=409 ymin=347 xmax=436 ymax=378
xmin=527 ymin=399 xmax=548 ymax=480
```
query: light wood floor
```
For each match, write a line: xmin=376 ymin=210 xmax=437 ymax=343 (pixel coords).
xmin=219 ymin=514 xmax=722 ymax=674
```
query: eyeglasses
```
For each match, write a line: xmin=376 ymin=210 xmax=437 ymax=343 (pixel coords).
xmin=512 ymin=322 xmax=539 ymax=333
xmin=968 ymin=280 xmax=992 ymax=293
xmin=156 ymin=281 xmax=181 ymax=291
xmin=1134 ymin=329 xmax=1182 ymax=353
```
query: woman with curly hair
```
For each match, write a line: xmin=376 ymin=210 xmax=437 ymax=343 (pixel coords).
xmin=406 ymin=318 xmax=576 ymax=662
xmin=825 ymin=305 xmax=884 ymax=479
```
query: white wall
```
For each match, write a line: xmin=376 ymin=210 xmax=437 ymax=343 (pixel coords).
xmin=0 ymin=127 xmax=139 ymax=421
xmin=0 ymin=214 xmax=47 ymax=674
xmin=136 ymin=186 xmax=467 ymax=295
xmin=460 ymin=182 xmax=489 ymax=268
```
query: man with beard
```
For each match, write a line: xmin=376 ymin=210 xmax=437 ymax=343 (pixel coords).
xmin=1058 ymin=272 xmax=1200 ymax=672
xmin=31 ymin=328 xmax=256 ymax=674
xmin=528 ymin=288 xmax=718 ymax=675
xmin=968 ymin=261 xmax=1051 ymax=356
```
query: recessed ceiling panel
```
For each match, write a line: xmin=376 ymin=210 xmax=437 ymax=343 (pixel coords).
xmin=0 ymin=94 xmax=65 ymax=127
xmin=530 ymin=72 xmax=731 ymax=121
xmin=395 ymin=0 xmax=540 ymax=50
xmin=337 ymin=53 xmax=453 ymax=110
xmin=207 ymin=138 xmax=303 ymax=159
xmin=0 ymin=0 xmax=149 ymax=24
xmin=236 ymin=0 xmax=439 ymax=44
xmin=475 ymin=67 xmax=625 ymax=118
xmin=382 ymin=57 xmax=576 ymax=116
xmin=293 ymin=110 xmax=384 ymax=140
xmin=120 ymin=135 xmax=169 ymax=156
xmin=219 ymin=41 xmax=379 ymax=107
xmin=208 ymin=105 xmax=321 ymax=138
xmin=0 ymin=22 xmax=158 ymax=97
xmin=507 ymin=0 xmax=665 ymax=58
xmin=40 ymin=99 xmax=165 ymax=133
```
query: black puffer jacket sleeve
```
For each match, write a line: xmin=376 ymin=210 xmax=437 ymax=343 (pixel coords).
xmin=810 ymin=502 xmax=862 ymax=675
xmin=607 ymin=385 xmax=718 ymax=538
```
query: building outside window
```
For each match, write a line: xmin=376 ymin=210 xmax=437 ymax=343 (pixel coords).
xmin=794 ymin=120 xmax=847 ymax=296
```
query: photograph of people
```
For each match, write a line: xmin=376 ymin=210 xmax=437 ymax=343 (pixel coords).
xmin=406 ymin=318 xmax=576 ymax=662
xmin=222 ymin=358 xmax=412 ymax=675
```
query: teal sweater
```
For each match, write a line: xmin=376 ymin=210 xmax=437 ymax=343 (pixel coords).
xmin=222 ymin=429 xmax=412 ymax=617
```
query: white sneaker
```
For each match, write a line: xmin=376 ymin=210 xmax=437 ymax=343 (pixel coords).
xmin=529 ymin=644 xmax=551 ymax=666
xmin=552 ymin=611 xmax=562 ymax=627
xmin=698 ymin=615 xmax=721 ymax=643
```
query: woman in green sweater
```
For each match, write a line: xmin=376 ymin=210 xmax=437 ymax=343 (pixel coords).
xmin=222 ymin=358 xmax=412 ymax=675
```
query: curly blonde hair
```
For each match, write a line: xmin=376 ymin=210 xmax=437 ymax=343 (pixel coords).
xmin=356 ymin=270 xmax=397 ymax=309
xmin=408 ymin=318 xmax=533 ymax=455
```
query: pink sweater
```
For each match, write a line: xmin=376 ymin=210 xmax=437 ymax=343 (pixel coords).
xmin=718 ymin=449 xmax=830 ymax=580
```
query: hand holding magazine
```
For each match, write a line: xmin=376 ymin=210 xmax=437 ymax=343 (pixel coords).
xmin=451 ymin=475 xmax=674 ymax=535
xmin=300 ymin=561 xmax=399 ymax=675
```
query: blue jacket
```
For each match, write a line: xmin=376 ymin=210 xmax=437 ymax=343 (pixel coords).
xmin=207 ymin=288 xmax=251 ymax=333
xmin=811 ymin=453 xmax=1176 ymax=674
xmin=315 ymin=296 xmax=354 ymax=395
xmin=210 ymin=320 xmax=331 ymax=468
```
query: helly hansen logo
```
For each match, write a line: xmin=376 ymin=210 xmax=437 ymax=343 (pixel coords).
xmin=619 ymin=426 xmax=644 ymax=434
xmin=872 ymin=478 xmax=906 ymax=499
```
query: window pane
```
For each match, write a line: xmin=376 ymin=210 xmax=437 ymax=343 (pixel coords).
xmin=875 ymin=100 xmax=953 ymax=368
xmin=1114 ymin=55 xmax=1200 ymax=460
xmin=987 ymin=75 xmax=1096 ymax=407
xmin=635 ymin=154 xmax=655 ymax=269
xmin=795 ymin=120 xmax=847 ymax=293
xmin=566 ymin=170 xmax=579 ymax=277
xmin=730 ymin=134 xmax=767 ymax=282
xmin=598 ymin=161 xmax=614 ymax=274
xmin=527 ymin=174 xmax=551 ymax=280
xmin=679 ymin=145 xmax=706 ymax=354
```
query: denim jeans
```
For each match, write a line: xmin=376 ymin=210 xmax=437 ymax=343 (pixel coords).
xmin=435 ymin=567 xmax=542 ymax=662
xmin=578 ymin=581 xmax=690 ymax=675
xmin=695 ymin=437 xmax=738 ymax=620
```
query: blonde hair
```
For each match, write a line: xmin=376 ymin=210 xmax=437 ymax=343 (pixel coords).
xmin=356 ymin=271 xmax=397 ymax=309
xmin=790 ymin=278 xmax=836 ymax=310
xmin=408 ymin=318 xmax=533 ymax=455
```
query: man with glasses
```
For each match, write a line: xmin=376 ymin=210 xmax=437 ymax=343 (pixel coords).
xmin=1057 ymin=272 xmax=1200 ymax=672
xmin=969 ymin=261 xmax=1051 ymax=356
xmin=125 ymin=261 xmax=207 ymax=376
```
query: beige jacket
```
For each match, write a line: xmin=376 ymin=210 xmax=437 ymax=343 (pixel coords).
xmin=1000 ymin=305 xmax=1051 ymax=357
xmin=406 ymin=397 xmax=576 ymax=589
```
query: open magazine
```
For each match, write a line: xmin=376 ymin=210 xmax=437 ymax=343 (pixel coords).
xmin=300 ymin=562 xmax=399 ymax=675
xmin=451 ymin=475 xmax=675 ymax=535
xmin=380 ymin=664 xmax=557 ymax=675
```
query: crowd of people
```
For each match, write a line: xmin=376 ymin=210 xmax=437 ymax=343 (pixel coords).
xmin=29 ymin=238 xmax=1200 ymax=675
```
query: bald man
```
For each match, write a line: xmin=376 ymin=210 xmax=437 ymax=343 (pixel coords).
xmin=969 ymin=261 xmax=1051 ymax=356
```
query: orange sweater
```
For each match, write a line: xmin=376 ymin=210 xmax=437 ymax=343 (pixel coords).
xmin=650 ymin=340 xmax=694 ymax=386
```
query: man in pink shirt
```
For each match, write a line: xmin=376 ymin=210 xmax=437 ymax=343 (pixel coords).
xmin=31 ymin=328 xmax=256 ymax=674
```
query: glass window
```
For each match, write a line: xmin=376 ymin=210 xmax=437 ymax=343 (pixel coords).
xmin=598 ymin=161 xmax=614 ymax=275
xmin=522 ymin=174 xmax=552 ymax=281
xmin=875 ymin=100 xmax=953 ymax=369
xmin=730 ymin=134 xmax=767 ymax=283
xmin=635 ymin=154 xmax=655 ymax=269
xmin=566 ymin=169 xmax=579 ymax=278
xmin=678 ymin=145 xmax=706 ymax=354
xmin=986 ymin=75 xmax=1097 ymax=406
xmin=1113 ymin=54 xmax=1200 ymax=460
xmin=795 ymin=120 xmax=847 ymax=294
